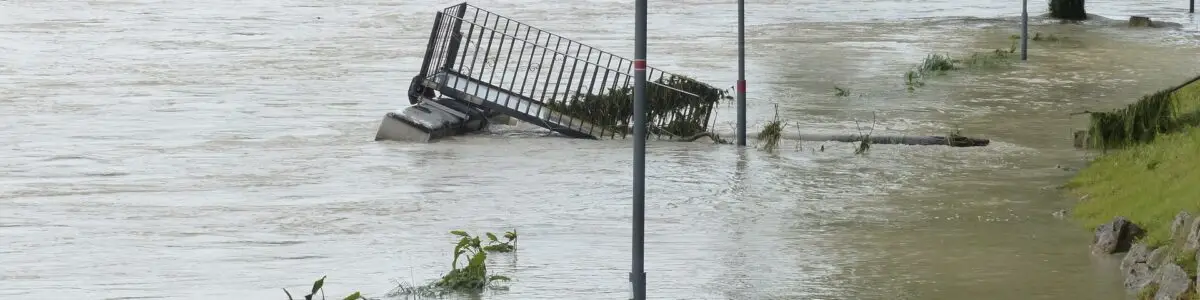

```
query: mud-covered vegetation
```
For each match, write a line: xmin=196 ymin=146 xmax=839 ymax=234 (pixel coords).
xmin=1080 ymin=75 xmax=1200 ymax=150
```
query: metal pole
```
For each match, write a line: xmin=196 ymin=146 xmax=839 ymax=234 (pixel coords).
xmin=736 ymin=0 xmax=747 ymax=146
xmin=1021 ymin=0 xmax=1029 ymax=61
xmin=631 ymin=0 xmax=647 ymax=298
xmin=1191 ymin=0 xmax=1194 ymax=13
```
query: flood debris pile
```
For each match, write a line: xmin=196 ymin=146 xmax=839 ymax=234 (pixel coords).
xmin=1089 ymin=214 xmax=1200 ymax=300
xmin=544 ymin=74 xmax=730 ymax=138
xmin=376 ymin=3 xmax=724 ymax=143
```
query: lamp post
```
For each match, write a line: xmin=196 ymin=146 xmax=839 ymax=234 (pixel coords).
xmin=630 ymin=0 xmax=647 ymax=298
xmin=1021 ymin=0 xmax=1029 ymax=61
xmin=736 ymin=0 xmax=747 ymax=146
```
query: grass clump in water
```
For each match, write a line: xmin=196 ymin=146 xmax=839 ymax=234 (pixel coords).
xmin=757 ymin=103 xmax=784 ymax=152
xmin=544 ymin=74 xmax=731 ymax=138
xmin=904 ymin=47 xmax=1016 ymax=90
xmin=833 ymin=85 xmax=851 ymax=97
xmin=390 ymin=229 xmax=519 ymax=297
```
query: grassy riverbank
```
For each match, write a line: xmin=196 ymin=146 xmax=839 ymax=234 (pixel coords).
xmin=1068 ymin=75 xmax=1200 ymax=247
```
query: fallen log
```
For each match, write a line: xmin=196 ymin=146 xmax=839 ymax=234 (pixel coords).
xmin=674 ymin=131 xmax=989 ymax=147
xmin=794 ymin=134 xmax=990 ymax=147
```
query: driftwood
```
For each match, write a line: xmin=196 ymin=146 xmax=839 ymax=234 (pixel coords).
xmin=795 ymin=134 xmax=989 ymax=147
xmin=674 ymin=131 xmax=989 ymax=147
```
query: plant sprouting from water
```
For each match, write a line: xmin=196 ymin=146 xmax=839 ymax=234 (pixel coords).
xmin=854 ymin=112 xmax=877 ymax=155
xmin=903 ymin=46 xmax=1018 ymax=91
xmin=757 ymin=103 xmax=785 ymax=152
xmin=481 ymin=229 xmax=518 ymax=253
xmin=833 ymin=85 xmax=851 ymax=97
xmin=390 ymin=229 xmax=518 ymax=298
xmin=284 ymin=276 xmax=365 ymax=300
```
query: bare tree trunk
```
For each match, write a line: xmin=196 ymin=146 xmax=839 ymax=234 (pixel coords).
xmin=1050 ymin=0 xmax=1088 ymax=20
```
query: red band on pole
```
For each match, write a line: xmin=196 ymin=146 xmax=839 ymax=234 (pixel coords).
xmin=737 ymin=80 xmax=746 ymax=93
xmin=633 ymin=59 xmax=646 ymax=71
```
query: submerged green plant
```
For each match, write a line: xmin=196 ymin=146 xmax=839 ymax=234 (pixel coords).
xmin=390 ymin=229 xmax=517 ymax=297
xmin=481 ymin=230 xmax=518 ymax=253
xmin=904 ymin=70 xmax=925 ymax=92
xmin=833 ymin=85 xmax=851 ymax=97
xmin=284 ymin=276 xmax=365 ymax=300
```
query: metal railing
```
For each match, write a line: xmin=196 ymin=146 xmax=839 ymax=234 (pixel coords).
xmin=416 ymin=2 xmax=721 ymax=139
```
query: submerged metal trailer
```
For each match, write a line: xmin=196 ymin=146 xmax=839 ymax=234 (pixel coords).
xmin=376 ymin=3 xmax=726 ymax=142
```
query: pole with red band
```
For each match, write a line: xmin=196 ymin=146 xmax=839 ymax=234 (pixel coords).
xmin=630 ymin=0 xmax=647 ymax=298
xmin=735 ymin=0 xmax=747 ymax=146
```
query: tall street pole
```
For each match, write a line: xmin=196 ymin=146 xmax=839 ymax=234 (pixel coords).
xmin=736 ymin=0 xmax=747 ymax=146
xmin=1021 ymin=0 xmax=1029 ymax=61
xmin=630 ymin=0 xmax=647 ymax=298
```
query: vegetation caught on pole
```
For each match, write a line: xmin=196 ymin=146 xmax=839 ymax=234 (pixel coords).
xmin=544 ymin=74 xmax=732 ymax=138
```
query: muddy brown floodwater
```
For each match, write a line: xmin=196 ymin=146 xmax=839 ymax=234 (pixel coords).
xmin=3 ymin=0 xmax=1200 ymax=299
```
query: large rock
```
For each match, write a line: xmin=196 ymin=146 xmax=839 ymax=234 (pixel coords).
xmin=1153 ymin=263 xmax=1191 ymax=300
xmin=1171 ymin=212 xmax=1192 ymax=240
xmin=1092 ymin=216 xmax=1146 ymax=254
xmin=1148 ymin=247 xmax=1170 ymax=267
xmin=1130 ymin=16 xmax=1154 ymax=28
xmin=1122 ymin=243 xmax=1151 ymax=271
xmin=1125 ymin=263 xmax=1155 ymax=291
xmin=1185 ymin=215 xmax=1200 ymax=250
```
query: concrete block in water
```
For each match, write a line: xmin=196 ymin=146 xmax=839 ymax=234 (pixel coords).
xmin=374 ymin=98 xmax=489 ymax=143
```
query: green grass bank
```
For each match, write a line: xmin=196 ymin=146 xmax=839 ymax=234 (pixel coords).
xmin=1068 ymin=74 xmax=1200 ymax=247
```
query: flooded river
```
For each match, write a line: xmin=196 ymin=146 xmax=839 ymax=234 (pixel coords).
xmin=3 ymin=0 xmax=1200 ymax=299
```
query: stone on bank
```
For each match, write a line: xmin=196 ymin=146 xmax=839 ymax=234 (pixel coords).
xmin=1098 ymin=212 xmax=1200 ymax=299
xmin=1092 ymin=216 xmax=1146 ymax=254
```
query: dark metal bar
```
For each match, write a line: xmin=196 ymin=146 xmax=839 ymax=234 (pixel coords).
xmin=539 ymin=37 xmax=563 ymax=108
xmin=442 ymin=3 xmax=469 ymax=72
xmin=506 ymin=22 xmax=528 ymax=97
xmin=418 ymin=12 xmax=445 ymax=79
xmin=568 ymin=47 xmax=596 ymax=130
xmin=521 ymin=29 xmax=542 ymax=104
xmin=480 ymin=15 xmax=502 ymax=105
xmin=530 ymin=33 xmax=552 ymax=118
